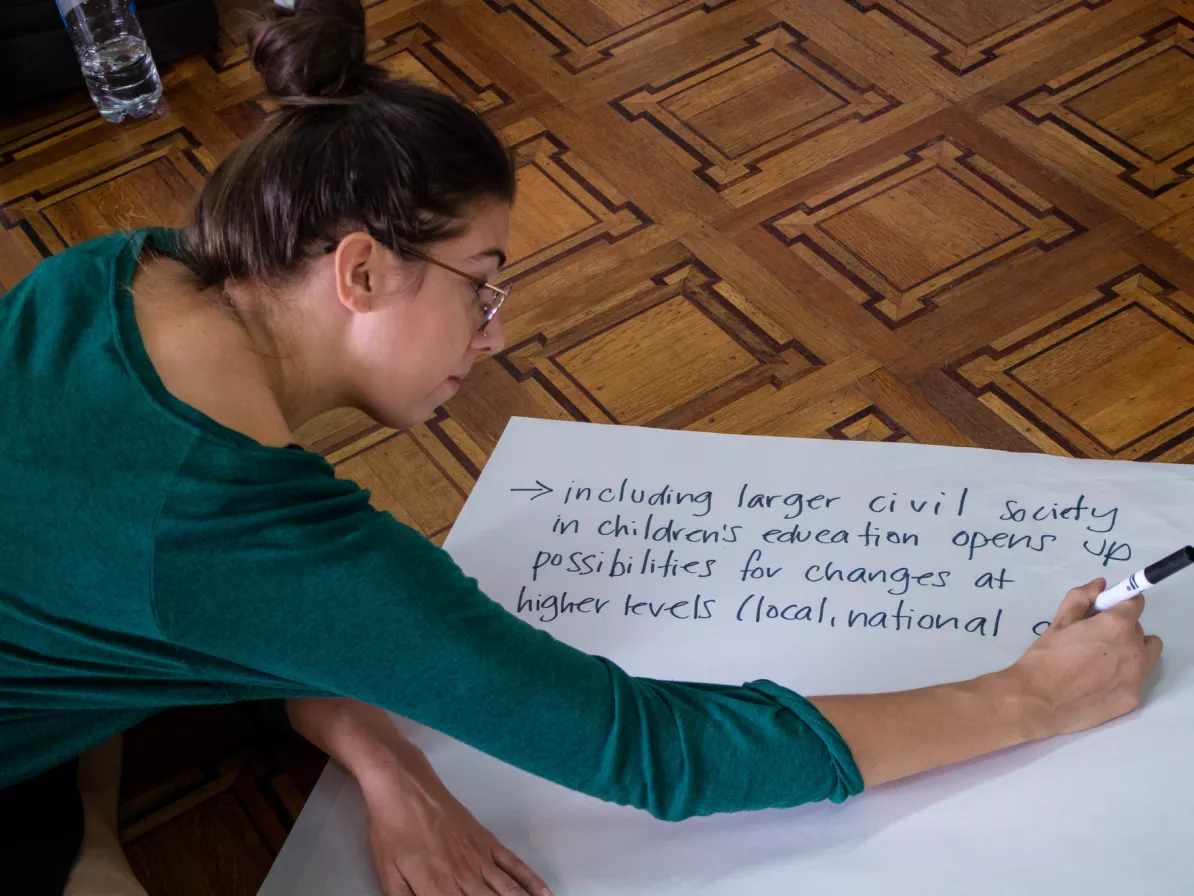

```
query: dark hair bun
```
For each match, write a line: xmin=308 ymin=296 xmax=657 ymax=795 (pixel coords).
xmin=248 ymin=0 xmax=373 ymax=100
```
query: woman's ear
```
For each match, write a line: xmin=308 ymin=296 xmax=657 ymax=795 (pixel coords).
xmin=332 ymin=232 xmax=383 ymax=313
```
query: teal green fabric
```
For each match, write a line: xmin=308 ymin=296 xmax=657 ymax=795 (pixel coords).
xmin=0 ymin=229 xmax=863 ymax=819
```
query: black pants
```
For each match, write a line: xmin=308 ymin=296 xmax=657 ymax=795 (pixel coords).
xmin=0 ymin=759 xmax=84 ymax=895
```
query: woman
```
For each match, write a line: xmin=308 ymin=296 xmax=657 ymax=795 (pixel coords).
xmin=0 ymin=0 xmax=1162 ymax=893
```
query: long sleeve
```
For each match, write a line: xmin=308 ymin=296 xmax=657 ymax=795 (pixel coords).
xmin=151 ymin=439 xmax=863 ymax=821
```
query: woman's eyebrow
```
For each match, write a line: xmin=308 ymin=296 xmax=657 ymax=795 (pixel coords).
xmin=472 ymin=248 xmax=507 ymax=268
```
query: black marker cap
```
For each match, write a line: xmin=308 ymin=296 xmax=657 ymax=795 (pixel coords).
xmin=1144 ymin=546 xmax=1194 ymax=583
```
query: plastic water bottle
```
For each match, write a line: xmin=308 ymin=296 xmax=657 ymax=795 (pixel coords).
xmin=55 ymin=0 xmax=163 ymax=122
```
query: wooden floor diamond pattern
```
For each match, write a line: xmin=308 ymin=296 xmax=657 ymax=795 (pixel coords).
xmin=612 ymin=24 xmax=903 ymax=191
xmin=852 ymin=0 xmax=1120 ymax=75
xmin=5 ymin=0 xmax=1194 ymax=892
xmin=762 ymin=135 xmax=1085 ymax=324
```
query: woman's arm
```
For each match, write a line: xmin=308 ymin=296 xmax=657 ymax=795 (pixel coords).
xmin=809 ymin=580 xmax=1161 ymax=787
xmin=287 ymin=582 xmax=1159 ymax=805
xmin=284 ymin=696 xmax=413 ymax=786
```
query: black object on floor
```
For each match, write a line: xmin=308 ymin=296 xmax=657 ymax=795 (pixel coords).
xmin=0 ymin=758 xmax=85 ymax=895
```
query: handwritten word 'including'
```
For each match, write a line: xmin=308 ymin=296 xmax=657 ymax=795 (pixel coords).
xmin=563 ymin=480 xmax=713 ymax=517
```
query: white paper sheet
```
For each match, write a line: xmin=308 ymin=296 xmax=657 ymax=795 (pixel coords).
xmin=260 ymin=418 xmax=1194 ymax=895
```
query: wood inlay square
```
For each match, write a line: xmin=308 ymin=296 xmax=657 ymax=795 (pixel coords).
xmin=948 ymin=269 xmax=1194 ymax=459
xmin=764 ymin=136 xmax=1082 ymax=326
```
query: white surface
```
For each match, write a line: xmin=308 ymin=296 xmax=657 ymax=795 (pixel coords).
xmin=261 ymin=418 xmax=1194 ymax=895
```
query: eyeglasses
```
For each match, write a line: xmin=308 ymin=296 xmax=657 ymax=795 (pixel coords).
xmin=399 ymin=244 xmax=508 ymax=332
xmin=325 ymin=239 xmax=507 ymax=332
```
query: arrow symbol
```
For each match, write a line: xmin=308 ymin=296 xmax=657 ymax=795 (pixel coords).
xmin=511 ymin=480 xmax=553 ymax=501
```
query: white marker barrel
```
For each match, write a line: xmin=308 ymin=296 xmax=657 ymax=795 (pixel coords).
xmin=1094 ymin=570 xmax=1152 ymax=611
xmin=1094 ymin=546 xmax=1194 ymax=612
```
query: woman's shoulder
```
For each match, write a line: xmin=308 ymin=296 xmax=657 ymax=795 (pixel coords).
xmin=5 ymin=229 xmax=175 ymax=296
xmin=18 ymin=231 xmax=125 ymax=280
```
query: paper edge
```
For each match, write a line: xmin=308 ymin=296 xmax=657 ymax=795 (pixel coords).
xmin=257 ymin=763 xmax=353 ymax=896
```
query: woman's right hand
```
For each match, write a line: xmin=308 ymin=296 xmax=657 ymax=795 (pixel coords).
xmin=809 ymin=577 xmax=1165 ymax=788
xmin=1008 ymin=578 xmax=1163 ymax=739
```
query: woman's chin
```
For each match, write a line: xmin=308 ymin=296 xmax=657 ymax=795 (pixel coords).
xmin=367 ymin=382 xmax=462 ymax=430
xmin=357 ymin=402 xmax=420 ymax=432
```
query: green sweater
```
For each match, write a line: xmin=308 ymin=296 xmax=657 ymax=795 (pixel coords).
xmin=0 ymin=229 xmax=862 ymax=818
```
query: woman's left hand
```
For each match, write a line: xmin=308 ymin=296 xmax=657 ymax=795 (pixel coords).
xmin=283 ymin=697 xmax=551 ymax=896
xmin=359 ymin=748 xmax=551 ymax=896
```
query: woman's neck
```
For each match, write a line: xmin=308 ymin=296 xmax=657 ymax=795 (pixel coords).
xmin=131 ymin=256 xmax=347 ymax=446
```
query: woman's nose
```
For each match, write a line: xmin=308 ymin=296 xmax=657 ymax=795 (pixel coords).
xmin=473 ymin=314 xmax=506 ymax=355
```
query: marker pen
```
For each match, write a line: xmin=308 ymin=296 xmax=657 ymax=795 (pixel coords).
xmin=1093 ymin=545 xmax=1194 ymax=612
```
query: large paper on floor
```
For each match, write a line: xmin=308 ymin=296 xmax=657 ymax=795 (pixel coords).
xmin=260 ymin=418 xmax=1194 ymax=896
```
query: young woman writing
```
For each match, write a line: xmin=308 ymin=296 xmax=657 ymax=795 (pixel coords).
xmin=0 ymin=0 xmax=1161 ymax=893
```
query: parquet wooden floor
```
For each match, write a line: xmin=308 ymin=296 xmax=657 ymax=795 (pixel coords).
xmin=5 ymin=0 xmax=1194 ymax=891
